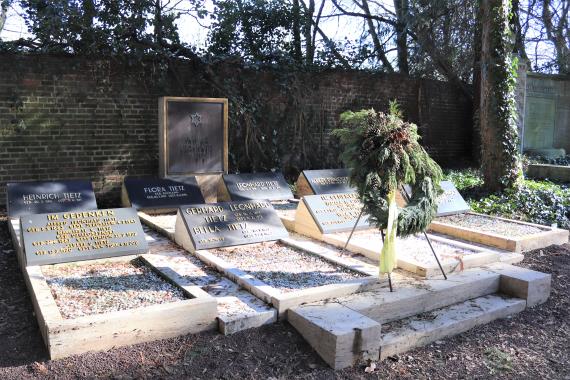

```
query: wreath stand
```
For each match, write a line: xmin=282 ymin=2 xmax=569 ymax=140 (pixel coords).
xmin=340 ymin=186 xmax=448 ymax=292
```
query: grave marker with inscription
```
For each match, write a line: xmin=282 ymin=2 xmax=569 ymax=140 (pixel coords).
xmin=175 ymin=200 xmax=289 ymax=250
xmin=434 ymin=181 xmax=470 ymax=216
xmin=296 ymin=169 xmax=355 ymax=197
xmin=401 ymin=181 xmax=469 ymax=217
xmin=299 ymin=193 xmax=370 ymax=234
xmin=159 ymin=97 xmax=228 ymax=202
xmin=220 ymin=172 xmax=293 ymax=201
xmin=122 ymin=177 xmax=204 ymax=211
xmin=21 ymin=208 xmax=148 ymax=266
xmin=7 ymin=180 xmax=97 ymax=218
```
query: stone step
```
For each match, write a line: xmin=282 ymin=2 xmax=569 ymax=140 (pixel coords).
xmin=334 ymin=267 xmax=502 ymax=324
xmin=380 ymin=294 xmax=526 ymax=359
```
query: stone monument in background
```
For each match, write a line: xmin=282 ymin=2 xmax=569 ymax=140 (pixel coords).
xmin=517 ymin=66 xmax=570 ymax=158
xmin=159 ymin=97 xmax=228 ymax=201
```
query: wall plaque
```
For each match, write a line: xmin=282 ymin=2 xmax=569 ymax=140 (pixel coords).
xmin=159 ymin=97 xmax=228 ymax=177
xmin=123 ymin=177 xmax=204 ymax=210
xmin=298 ymin=169 xmax=355 ymax=196
xmin=177 ymin=200 xmax=289 ymax=250
xmin=7 ymin=180 xmax=97 ymax=218
xmin=21 ymin=208 xmax=148 ymax=266
xmin=303 ymin=193 xmax=370 ymax=234
xmin=222 ymin=172 xmax=293 ymax=201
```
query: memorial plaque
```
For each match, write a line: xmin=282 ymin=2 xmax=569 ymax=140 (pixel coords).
xmin=178 ymin=200 xmax=289 ymax=250
xmin=523 ymin=97 xmax=556 ymax=149
xmin=302 ymin=169 xmax=355 ymax=195
xmin=303 ymin=193 xmax=370 ymax=234
xmin=435 ymin=181 xmax=470 ymax=216
xmin=21 ymin=208 xmax=148 ymax=266
xmin=400 ymin=181 xmax=469 ymax=216
xmin=222 ymin=172 xmax=293 ymax=201
xmin=123 ymin=177 xmax=204 ymax=210
xmin=7 ymin=180 xmax=97 ymax=218
xmin=159 ymin=97 xmax=228 ymax=176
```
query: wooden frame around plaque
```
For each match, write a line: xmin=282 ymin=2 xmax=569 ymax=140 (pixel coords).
xmin=159 ymin=97 xmax=229 ymax=177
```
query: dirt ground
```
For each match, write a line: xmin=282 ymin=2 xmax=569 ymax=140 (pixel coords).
xmin=0 ymin=212 xmax=568 ymax=379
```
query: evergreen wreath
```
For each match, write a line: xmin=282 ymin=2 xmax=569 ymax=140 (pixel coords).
xmin=332 ymin=102 xmax=443 ymax=273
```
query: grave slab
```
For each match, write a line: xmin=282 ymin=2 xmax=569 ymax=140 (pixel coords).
xmin=122 ymin=176 xmax=204 ymax=212
xmin=21 ymin=208 xmax=148 ymax=266
xmin=7 ymin=180 xmax=97 ymax=218
xmin=218 ymin=172 xmax=293 ymax=201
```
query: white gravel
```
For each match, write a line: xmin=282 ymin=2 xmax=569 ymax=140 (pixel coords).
xmin=436 ymin=213 xmax=545 ymax=237
xmin=42 ymin=258 xmax=187 ymax=319
xmin=209 ymin=241 xmax=366 ymax=292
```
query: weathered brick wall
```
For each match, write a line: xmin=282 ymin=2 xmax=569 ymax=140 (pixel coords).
xmin=0 ymin=54 xmax=473 ymax=206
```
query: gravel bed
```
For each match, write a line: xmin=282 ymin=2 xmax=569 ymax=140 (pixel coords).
xmin=436 ymin=213 xmax=545 ymax=236
xmin=337 ymin=230 xmax=479 ymax=264
xmin=42 ymin=258 xmax=187 ymax=319
xmin=146 ymin=213 xmax=177 ymax=232
xmin=209 ymin=241 xmax=366 ymax=292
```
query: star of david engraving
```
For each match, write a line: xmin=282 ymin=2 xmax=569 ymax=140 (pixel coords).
xmin=189 ymin=112 xmax=202 ymax=128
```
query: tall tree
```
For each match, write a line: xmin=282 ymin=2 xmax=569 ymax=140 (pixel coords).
xmin=479 ymin=0 xmax=522 ymax=192
xmin=0 ymin=1 xmax=8 ymax=34
xmin=542 ymin=0 xmax=569 ymax=74
xmin=393 ymin=0 xmax=409 ymax=74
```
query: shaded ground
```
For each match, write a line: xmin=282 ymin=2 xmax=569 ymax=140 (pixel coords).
xmin=0 ymin=211 xmax=568 ymax=379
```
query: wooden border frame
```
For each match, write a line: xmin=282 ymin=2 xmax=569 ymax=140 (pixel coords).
xmin=10 ymin=230 xmax=217 ymax=360
xmin=291 ymin=201 xmax=518 ymax=277
xmin=188 ymin=241 xmax=380 ymax=318
xmin=158 ymin=97 xmax=229 ymax=177
xmin=429 ymin=212 xmax=569 ymax=252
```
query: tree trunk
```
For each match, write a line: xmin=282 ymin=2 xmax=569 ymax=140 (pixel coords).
xmin=292 ymin=0 xmax=303 ymax=64
xmin=393 ymin=0 xmax=409 ymax=74
xmin=361 ymin=0 xmax=394 ymax=72
xmin=303 ymin=0 xmax=315 ymax=65
xmin=154 ymin=0 xmax=163 ymax=46
xmin=479 ymin=0 xmax=522 ymax=192
xmin=0 ymin=1 xmax=7 ymax=34
xmin=542 ymin=0 xmax=570 ymax=74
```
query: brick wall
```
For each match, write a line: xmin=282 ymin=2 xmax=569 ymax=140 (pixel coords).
xmin=0 ymin=54 xmax=473 ymax=206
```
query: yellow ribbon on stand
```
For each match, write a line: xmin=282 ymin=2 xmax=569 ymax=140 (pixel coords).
xmin=380 ymin=189 xmax=398 ymax=274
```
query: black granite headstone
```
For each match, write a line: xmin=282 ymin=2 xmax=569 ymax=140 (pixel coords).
xmin=165 ymin=100 xmax=225 ymax=175
xmin=179 ymin=200 xmax=289 ymax=250
xmin=303 ymin=193 xmax=370 ymax=233
xmin=124 ymin=177 xmax=204 ymax=210
xmin=21 ymin=208 xmax=148 ymax=266
xmin=7 ymin=180 xmax=97 ymax=218
xmin=223 ymin=172 xmax=293 ymax=201
xmin=303 ymin=169 xmax=355 ymax=194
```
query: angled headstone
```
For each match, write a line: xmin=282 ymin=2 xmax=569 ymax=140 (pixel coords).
xmin=175 ymin=200 xmax=289 ymax=251
xmin=122 ymin=177 xmax=204 ymax=211
xmin=21 ymin=208 xmax=148 ymax=266
xmin=220 ymin=172 xmax=293 ymax=201
xmin=7 ymin=180 xmax=97 ymax=218
xmin=296 ymin=169 xmax=355 ymax=196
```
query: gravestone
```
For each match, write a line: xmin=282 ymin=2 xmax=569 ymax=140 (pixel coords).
xmin=296 ymin=169 xmax=355 ymax=197
xmin=175 ymin=200 xmax=289 ymax=250
xmin=159 ymin=97 xmax=228 ymax=202
xmin=7 ymin=180 xmax=97 ymax=218
xmin=122 ymin=177 xmax=204 ymax=211
xmin=520 ymin=73 xmax=570 ymax=153
xmin=21 ymin=208 xmax=148 ymax=266
xmin=220 ymin=172 xmax=293 ymax=201
xmin=400 ymin=181 xmax=470 ymax=217
xmin=300 ymin=193 xmax=370 ymax=234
